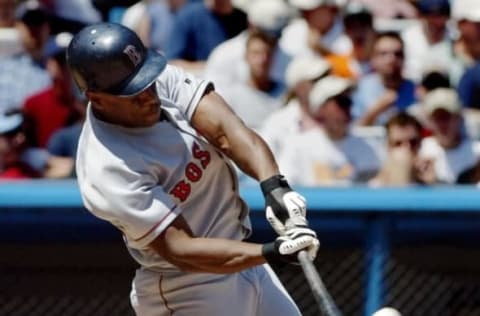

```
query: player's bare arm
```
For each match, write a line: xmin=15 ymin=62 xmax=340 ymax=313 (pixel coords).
xmin=192 ymin=87 xmax=316 ymax=237
xmin=149 ymin=215 xmax=265 ymax=274
xmin=191 ymin=87 xmax=279 ymax=182
xmin=149 ymin=214 xmax=317 ymax=274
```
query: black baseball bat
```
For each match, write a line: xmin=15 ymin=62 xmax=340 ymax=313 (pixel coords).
xmin=297 ymin=250 xmax=342 ymax=316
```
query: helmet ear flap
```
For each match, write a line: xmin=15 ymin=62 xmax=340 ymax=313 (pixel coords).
xmin=70 ymin=69 xmax=88 ymax=93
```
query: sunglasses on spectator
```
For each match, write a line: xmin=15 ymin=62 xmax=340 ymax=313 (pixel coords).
xmin=390 ymin=137 xmax=421 ymax=148
xmin=332 ymin=94 xmax=352 ymax=107
xmin=376 ymin=50 xmax=404 ymax=59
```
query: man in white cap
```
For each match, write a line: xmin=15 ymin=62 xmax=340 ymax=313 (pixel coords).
xmin=277 ymin=75 xmax=380 ymax=186
xmin=419 ymin=88 xmax=480 ymax=184
xmin=452 ymin=0 xmax=480 ymax=65
xmin=204 ymin=0 xmax=293 ymax=95
xmin=279 ymin=0 xmax=351 ymax=58
xmin=259 ymin=55 xmax=330 ymax=162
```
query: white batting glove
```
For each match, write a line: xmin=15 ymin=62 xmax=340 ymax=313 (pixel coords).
xmin=262 ymin=228 xmax=319 ymax=265
xmin=261 ymin=175 xmax=308 ymax=235
xmin=285 ymin=226 xmax=320 ymax=261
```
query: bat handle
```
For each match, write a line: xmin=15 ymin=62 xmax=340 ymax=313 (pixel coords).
xmin=297 ymin=250 xmax=343 ymax=316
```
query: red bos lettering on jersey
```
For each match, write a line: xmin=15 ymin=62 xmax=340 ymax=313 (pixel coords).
xmin=169 ymin=142 xmax=211 ymax=202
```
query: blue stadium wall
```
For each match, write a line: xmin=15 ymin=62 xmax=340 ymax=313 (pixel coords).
xmin=2 ymin=180 xmax=480 ymax=316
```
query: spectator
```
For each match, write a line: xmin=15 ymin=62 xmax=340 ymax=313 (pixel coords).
xmin=401 ymin=0 xmax=455 ymax=83
xmin=451 ymin=0 xmax=480 ymax=69
xmin=342 ymin=3 xmax=376 ymax=78
xmin=166 ymin=0 xmax=248 ymax=75
xmin=352 ymin=31 xmax=417 ymax=126
xmin=0 ymin=110 xmax=47 ymax=179
xmin=407 ymin=70 xmax=451 ymax=129
xmin=221 ymin=30 xmax=285 ymax=132
xmin=455 ymin=0 xmax=480 ymax=109
xmin=204 ymin=0 xmax=293 ymax=94
xmin=452 ymin=0 xmax=480 ymax=139
xmin=418 ymin=88 xmax=480 ymax=184
xmin=259 ymin=55 xmax=330 ymax=160
xmin=39 ymin=0 xmax=100 ymax=35
xmin=278 ymin=75 xmax=380 ymax=186
xmin=121 ymin=0 xmax=187 ymax=53
xmin=44 ymin=94 xmax=86 ymax=179
xmin=400 ymin=71 xmax=452 ymax=143
xmin=48 ymin=0 xmax=102 ymax=25
xmin=280 ymin=0 xmax=351 ymax=58
xmin=369 ymin=112 xmax=434 ymax=186
xmin=22 ymin=32 xmax=79 ymax=148
xmin=350 ymin=0 xmax=417 ymax=19
xmin=91 ymin=0 xmax=139 ymax=21
xmin=15 ymin=0 xmax=51 ymax=62
xmin=0 ymin=0 xmax=52 ymax=115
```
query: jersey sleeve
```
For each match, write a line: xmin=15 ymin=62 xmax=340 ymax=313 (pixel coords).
xmin=157 ymin=64 xmax=213 ymax=120
xmin=80 ymin=165 xmax=180 ymax=249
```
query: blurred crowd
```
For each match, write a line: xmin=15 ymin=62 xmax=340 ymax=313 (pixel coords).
xmin=1 ymin=0 xmax=480 ymax=187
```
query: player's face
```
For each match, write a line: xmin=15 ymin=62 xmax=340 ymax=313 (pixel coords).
xmin=89 ymin=84 xmax=162 ymax=128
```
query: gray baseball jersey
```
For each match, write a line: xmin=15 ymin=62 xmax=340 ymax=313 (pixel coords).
xmin=76 ymin=64 xmax=252 ymax=272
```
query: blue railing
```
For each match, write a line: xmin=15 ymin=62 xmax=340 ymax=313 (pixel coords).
xmin=1 ymin=180 xmax=480 ymax=315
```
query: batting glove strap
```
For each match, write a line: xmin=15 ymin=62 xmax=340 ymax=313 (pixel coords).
xmin=262 ymin=239 xmax=297 ymax=266
xmin=260 ymin=174 xmax=291 ymax=195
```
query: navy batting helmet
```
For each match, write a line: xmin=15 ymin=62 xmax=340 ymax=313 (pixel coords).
xmin=66 ymin=22 xmax=167 ymax=96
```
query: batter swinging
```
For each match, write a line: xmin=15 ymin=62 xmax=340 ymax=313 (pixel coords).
xmin=68 ymin=22 xmax=319 ymax=316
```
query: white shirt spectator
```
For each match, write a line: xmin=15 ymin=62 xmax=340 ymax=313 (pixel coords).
xmin=222 ymin=83 xmax=284 ymax=132
xmin=205 ymin=0 xmax=293 ymax=94
xmin=401 ymin=21 xmax=455 ymax=82
xmin=205 ymin=31 xmax=291 ymax=95
xmin=279 ymin=18 xmax=352 ymax=57
xmin=259 ymin=99 xmax=303 ymax=159
xmin=278 ymin=127 xmax=380 ymax=186
xmin=419 ymin=136 xmax=480 ymax=184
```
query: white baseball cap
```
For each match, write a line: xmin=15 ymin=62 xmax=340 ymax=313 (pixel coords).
xmin=285 ymin=56 xmax=331 ymax=88
xmin=288 ymin=0 xmax=338 ymax=11
xmin=309 ymin=75 xmax=352 ymax=112
xmin=247 ymin=0 xmax=292 ymax=35
xmin=452 ymin=0 xmax=480 ymax=22
xmin=0 ymin=111 xmax=23 ymax=135
xmin=423 ymin=88 xmax=462 ymax=115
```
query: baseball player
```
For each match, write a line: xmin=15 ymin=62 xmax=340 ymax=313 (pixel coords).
xmin=67 ymin=22 xmax=319 ymax=316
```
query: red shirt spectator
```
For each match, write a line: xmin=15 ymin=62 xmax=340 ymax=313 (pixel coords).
xmin=0 ymin=162 xmax=41 ymax=179
xmin=23 ymin=87 xmax=74 ymax=147
xmin=22 ymin=32 xmax=78 ymax=147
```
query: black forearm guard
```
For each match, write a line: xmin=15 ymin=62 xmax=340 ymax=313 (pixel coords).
xmin=260 ymin=174 xmax=292 ymax=223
